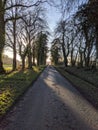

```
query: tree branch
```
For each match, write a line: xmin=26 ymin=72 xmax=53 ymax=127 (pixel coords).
xmin=0 ymin=0 xmax=47 ymax=12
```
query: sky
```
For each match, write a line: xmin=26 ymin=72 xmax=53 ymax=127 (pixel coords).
xmin=46 ymin=5 xmax=61 ymax=31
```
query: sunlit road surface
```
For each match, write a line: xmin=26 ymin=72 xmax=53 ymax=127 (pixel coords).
xmin=0 ymin=66 xmax=98 ymax=130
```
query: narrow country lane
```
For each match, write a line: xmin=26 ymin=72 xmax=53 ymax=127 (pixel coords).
xmin=0 ymin=66 xmax=98 ymax=130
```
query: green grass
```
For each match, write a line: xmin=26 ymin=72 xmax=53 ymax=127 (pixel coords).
xmin=56 ymin=67 xmax=98 ymax=109
xmin=3 ymin=64 xmax=12 ymax=72
xmin=0 ymin=66 xmax=45 ymax=118
xmin=65 ymin=66 xmax=98 ymax=87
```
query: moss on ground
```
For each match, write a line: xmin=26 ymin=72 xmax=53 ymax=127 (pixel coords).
xmin=0 ymin=66 xmax=45 ymax=118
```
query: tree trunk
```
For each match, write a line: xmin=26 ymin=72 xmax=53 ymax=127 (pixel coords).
xmin=96 ymin=25 xmax=98 ymax=59
xmin=70 ymin=50 xmax=73 ymax=66
xmin=62 ymin=34 xmax=68 ymax=67
xmin=37 ymin=50 xmax=40 ymax=66
xmin=37 ymin=55 xmax=40 ymax=66
xmin=12 ymin=21 xmax=17 ymax=71
xmin=0 ymin=5 xmax=5 ymax=73
xmin=80 ymin=52 xmax=83 ymax=67
xmin=22 ymin=57 xmax=25 ymax=70
xmin=85 ymin=57 xmax=90 ymax=67
xmin=13 ymin=46 xmax=17 ymax=70
xmin=28 ymin=55 xmax=32 ymax=69
xmin=62 ymin=45 xmax=68 ymax=67
xmin=85 ymin=50 xmax=91 ymax=68
xmin=32 ymin=46 xmax=36 ymax=66
xmin=28 ymin=45 xmax=32 ymax=69
xmin=0 ymin=53 xmax=5 ymax=73
xmin=74 ymin=51 xmax=78 ymax=66
xmin=32 ymin=56 xmax=35 ymax=66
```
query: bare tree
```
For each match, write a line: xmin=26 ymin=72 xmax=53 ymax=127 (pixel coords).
xmin=55 ymin=20 xmax=71 ymax=67
xmin=0 ymin=0 xmax=47 ymax=73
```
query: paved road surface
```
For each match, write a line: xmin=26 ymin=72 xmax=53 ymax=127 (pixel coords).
xmin=0 ymin=66 xmax=98 ymax=130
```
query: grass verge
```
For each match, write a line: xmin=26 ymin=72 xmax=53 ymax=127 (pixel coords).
xmin=0 ymin=66 xmax=45 ymax=119
xmin=55 ymin=67 xmax=98 ymax=109
xmin=3 ymin=64 xmax=12 ymax=72
xmin=65 ymin=66 xmax=98 ymax=87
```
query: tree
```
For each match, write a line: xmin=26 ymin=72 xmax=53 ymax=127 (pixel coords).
xmin=0 ymin=1 xmax=6 ymax=73
xmin=82 ymin=1 xmax=98 ymax=60
xmin=51 ymin=38 xmax=61 ymax=65
xmin=22 ymin=6 xmax=47 ymax=68
xmin=0 ymin=0 xmax=47 ymax=73
xmin=75 ymin=2 xmax=97 ymax=67
xmin=6 ymin=0 xmax=24 ymax=70
xmin=17 ymin=29 xmax=28 ymax=70
xmin=36 ymin=32 xmax=48 ymax=66
xmin=55 ymin=20 xmax=70 ymax=67
xmin=53 ymin=0 xmax=97 ymax=68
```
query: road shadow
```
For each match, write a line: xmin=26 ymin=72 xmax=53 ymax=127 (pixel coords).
xmin=40 ymin=67 xmax=98 ymax=130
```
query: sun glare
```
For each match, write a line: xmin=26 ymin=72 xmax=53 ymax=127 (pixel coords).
xmin=4 ymin=50 xmax=21 ymax=61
